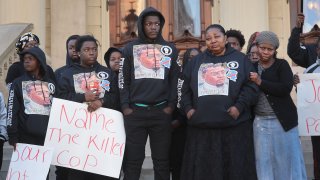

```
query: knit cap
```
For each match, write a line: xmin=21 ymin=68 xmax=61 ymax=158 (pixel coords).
xmin=256 ymin=31 xmax=279 ymax=49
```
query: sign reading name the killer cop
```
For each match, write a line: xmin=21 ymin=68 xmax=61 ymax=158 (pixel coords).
xmin=298 ymin=74 xmax=320 ymax=136
xmin=6 ymin=143 xmax=53 ymax=180
xmin=44 ymin=98 xmax=126 ymax=178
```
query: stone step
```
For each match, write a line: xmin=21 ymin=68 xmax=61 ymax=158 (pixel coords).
xmin=301 ymin=136 xmax=314 ymax=179
xmin=0 ymin=137 xmax=316 ymax=180
xmin=301 ymin=136 xmax=313 ymax=151
xmin=304 ymin=151 xmax=314 ymax=164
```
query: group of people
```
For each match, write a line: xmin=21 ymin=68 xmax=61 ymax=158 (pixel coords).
xmin=0 ymin=6 xmax=319 ymax=180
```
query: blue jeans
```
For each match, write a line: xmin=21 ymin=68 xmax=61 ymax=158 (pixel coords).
xmin=253 ymin=115 xmax=307 ymax=180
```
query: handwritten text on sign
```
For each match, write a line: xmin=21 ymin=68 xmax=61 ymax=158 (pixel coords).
xmin=44 ymin=98 xmax=125 ymax=178
xmin=298 ymin=74 xmax=320 ymax=136
xmin=6 ymin=143 xmax=53 ymax=180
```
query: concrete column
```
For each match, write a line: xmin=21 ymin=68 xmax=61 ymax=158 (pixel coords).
xmin=0 ymin=0 xmax=46 ymax=49
xmin=268 ymin=0 xmax=291 ymax=59
xmin=50 ymin=0 xmax=86 ymax=70
xmin=101 ymin=0 xmax=110 ymax=62
xmin=218 ymin=0 xmax=269 ymax=53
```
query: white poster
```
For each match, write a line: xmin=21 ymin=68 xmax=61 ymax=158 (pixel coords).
xmin=6 ymin=143 xmax=53 ymax=180
xmin=44 ymin=98 xmax=126 ymax=178
xmin=297 ymin=74 xmax=320 ymax=136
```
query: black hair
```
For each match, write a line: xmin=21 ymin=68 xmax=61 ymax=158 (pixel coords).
xmin=226 ymin=29 xmax=246 ymax=48
xmin=104 ymin=47 xmax=122 ymax=67
xmin=66 ymin=35 xmax=80 ymax=49
xmin=75 ymin=35 xmax=98 ymax=52
xmin=143 ymin=11 xmax=163 ymax=23
xmin=317 ymin=38 xmax=320 ymax=48
xmin=65 ymin=35 xmax=80 ymax=65
xmin=205 ymin=24 xmax=226 ymax=35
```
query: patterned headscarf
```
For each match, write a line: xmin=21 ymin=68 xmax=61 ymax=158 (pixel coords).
xmin=15 ymin=32 xmax=40 ymax=53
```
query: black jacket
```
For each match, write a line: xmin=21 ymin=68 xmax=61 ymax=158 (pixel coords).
xmin=254 ymin=59 xmax=297 ymax=131
xmin=6 ymin=55 xmax=56 ymax=87
xmin=55 ymin=41 xmax=80 ymax=82
xmin=7 ymin=47 xmax=57 ymax=145
xmin=58 ymin=62 xmax=119 ymax=110
xmin=119 ymin=7 xmax=179 ymax=110
xmin=287 ymin=27 xmax=318 ymax=68
xmin=55 ymin=57 xmax=79 ymax=82
xmin=181 ymin=46 xmax=259 ymax=128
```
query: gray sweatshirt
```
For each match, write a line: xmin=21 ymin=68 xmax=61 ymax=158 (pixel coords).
xmin=0 ymin=92 xmax=8 ymax=141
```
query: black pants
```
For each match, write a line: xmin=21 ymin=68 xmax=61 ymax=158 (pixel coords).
xmin=169 ymin=125 xmax=186 ymax=180
xmin=55 ymin=166 xmax=70 ymax=180
xmin=312 ymin=136 xmax=320 ymax=179
xmin=123 ymin=105 xmax=172 ymax=180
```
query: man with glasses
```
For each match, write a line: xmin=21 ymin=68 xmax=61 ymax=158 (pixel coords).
xmin=119 ymin=7 xmax=179 ymax=180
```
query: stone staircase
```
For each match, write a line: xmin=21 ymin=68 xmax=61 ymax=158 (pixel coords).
xmin=302 ymin=136 xmax=315 ymax=180
xmin=0 ymin=137 xmax=315 ymax=180
xmin=0 ymin=23 xmax=34 ymax=100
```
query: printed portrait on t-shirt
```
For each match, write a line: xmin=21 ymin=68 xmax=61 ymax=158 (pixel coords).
xmin=198 ymin=63 xmax=229 ymax=97
xmin=22 ymin=80 xmax=54 ymax=115
xmin=73 ymin=71 xmax=110 ymax=99
xmin=133 ymin=44 xmax=172 ymax=79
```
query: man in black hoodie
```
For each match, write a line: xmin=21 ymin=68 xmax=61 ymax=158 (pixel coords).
xmin=55 ymin=35 xmax=80 ymax=82
xmin=58 ymin=35 xmax=118 ymax=180
xmin=119 ymin=7 xmax=179 ymax=180
xmin=7 ymin=46 xmax=56 ymax=149
xmin=54 ymin=35 xmax=80 ymax=180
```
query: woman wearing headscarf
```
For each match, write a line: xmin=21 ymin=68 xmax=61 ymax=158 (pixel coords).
xmin=180 ymin=24 xmax=259 ymax=180
xmin=249 ymin=31 xmax=307 ymax=179
xmin=6 ymin=32 xmax=56 ymax=89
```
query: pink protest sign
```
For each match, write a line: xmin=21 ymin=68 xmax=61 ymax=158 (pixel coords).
xmin=6 ymin=143 xmax=53 ymax=180
xmin=298 ymin=74 xmax=320 ymax=136
xmin=44 ymin=98 xmax=125 ymax=178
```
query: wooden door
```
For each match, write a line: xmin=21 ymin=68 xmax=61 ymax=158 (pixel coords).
xmin=107 ymin=0 xmax=213 ymax=52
